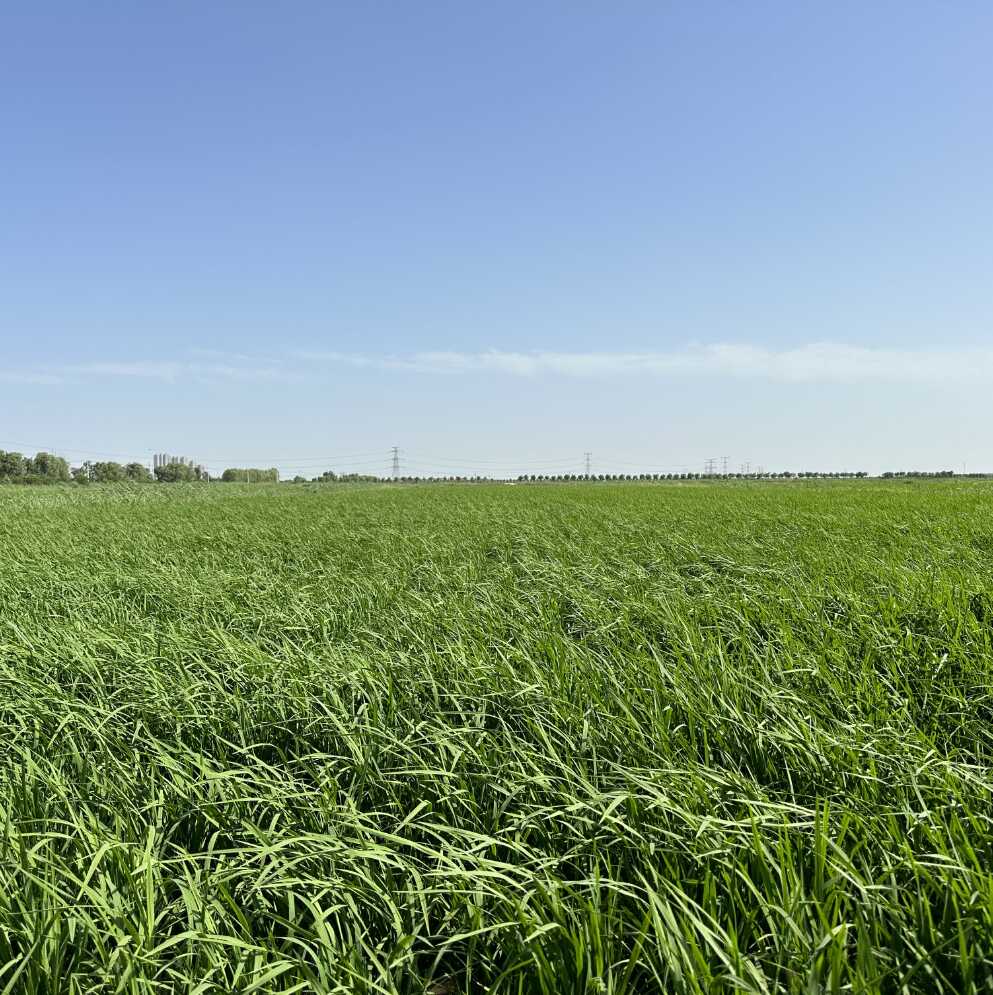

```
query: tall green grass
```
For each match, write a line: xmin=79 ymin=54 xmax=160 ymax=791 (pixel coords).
xmin=0 ymin=481 xmax=991 ymax=993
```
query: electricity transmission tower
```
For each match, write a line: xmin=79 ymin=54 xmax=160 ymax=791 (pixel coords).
xmin=704 ymin=458 xmax=717 ymax=476
xmin=584 ymin=452 xmax=592 ymax=476
xmin=391 ymin=446 xmax=400 ymax=480
xmin=721 ymin=455 xmax=728 ymax=475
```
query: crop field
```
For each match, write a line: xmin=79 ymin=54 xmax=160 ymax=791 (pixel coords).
xmin=1 ymin=481 xmax=992 ymax=994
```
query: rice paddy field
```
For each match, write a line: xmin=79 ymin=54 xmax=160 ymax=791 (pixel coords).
xmin=1 ymin=480 xmax=992 ymax=994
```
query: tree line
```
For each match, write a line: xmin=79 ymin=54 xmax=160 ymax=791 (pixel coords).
xmin=0 ymin=452 xmax=211 ymax=484
xmin=1 ymin=451 xmax=978 ymax=486
xmin=221 ymin=468 xmax=279 ymax=482
xmin=880 ymin=470 xmax=957 ymax=479
xmin=0 ymin=451 xmax=72 ymax=483
xmin=517 ymin=471 xmax=871 ymax=482
xmin=74 ymin=461 xmax=208 ymax=482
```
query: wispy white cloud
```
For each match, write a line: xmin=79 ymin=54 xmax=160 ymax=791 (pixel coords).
xmin=59 ymin=359 xmax=300 ymax=383
xmin=68 ymin=361 xmax=186 ymax=380
xmin=7 ymin=343 xmax=993 ymax=387
xmin=296 ymin=343 xmax=993 ymax=383
xmin=195 ymin=363 xmax=301 ymax=383
xmin=0 ymin=370 xmax=64 ymax=385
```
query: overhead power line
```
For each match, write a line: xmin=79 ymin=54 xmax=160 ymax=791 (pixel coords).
xmin=403 ymin=451 xmax=582 ymax=467
xmin=0 ymin=438 xmax=712 ymax=478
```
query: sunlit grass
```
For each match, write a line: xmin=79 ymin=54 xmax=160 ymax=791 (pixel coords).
xmin=0 ymin=480 xmax=991 ymax=992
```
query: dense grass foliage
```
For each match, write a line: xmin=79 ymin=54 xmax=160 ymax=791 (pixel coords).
xmin=1 ymin=482 xmax=992 ymax=993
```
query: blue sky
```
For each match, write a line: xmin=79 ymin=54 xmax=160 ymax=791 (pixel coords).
xmin=3 ymin=2 xmax=992 ymax=477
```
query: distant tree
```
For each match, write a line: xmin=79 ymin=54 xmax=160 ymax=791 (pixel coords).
xmin=155 ymin=461 xmax=199 ymax=483
xmin=26 ymin=452 xmax=70 ymax=483
xmin=90 ymin=461 xmax=127 ymax=483
xmin=221 ymin=468 xmax=279 ymax=482
xmin=0 ymin=451 xmax=26 ymax=480
xmin=125 ymin=462 xmax=153 ymax=482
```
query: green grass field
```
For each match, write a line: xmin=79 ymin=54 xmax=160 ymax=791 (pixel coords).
xmin=1 ymin=481 xmax=992 ymax=993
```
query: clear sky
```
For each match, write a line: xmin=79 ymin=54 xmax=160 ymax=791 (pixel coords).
xmin=3 ymin=2 xmax=992 ymax=478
